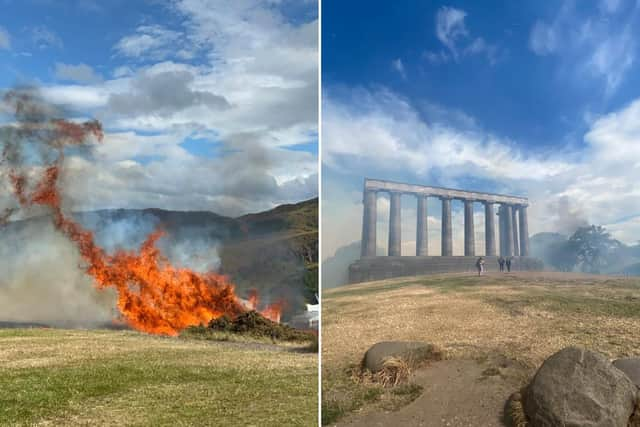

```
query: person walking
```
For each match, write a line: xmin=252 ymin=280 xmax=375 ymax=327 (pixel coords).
xmin=506 ymin=256 xmax=512 ymax=273
xmin=476 ymin=257 xmax=485 ymax=276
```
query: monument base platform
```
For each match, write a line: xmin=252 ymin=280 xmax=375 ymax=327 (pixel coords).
xmin=348 ymin=256 xmax=544 ymax=284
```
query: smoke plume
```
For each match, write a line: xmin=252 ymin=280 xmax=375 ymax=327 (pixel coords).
xmin=0 ymin=88 xmax=281 ymax=334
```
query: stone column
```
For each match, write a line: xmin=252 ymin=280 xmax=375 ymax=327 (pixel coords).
xmin=503 ymin=204 xmax=514 ymax=256
xmin=464 ymin=199 xmax=475 ymax=256
xmin=416 ymin=195 xmax=428 ymax=256
xmin=484 ymin=202 xmax=496 ymax=256
xmin=519 ymin=205 xmax=530 ymax=256
xmin=361 ymin=190 xmax=377 ymax=257
xmin=388 ymin=192 xmax=402 ymax=256
xmin=441 ymin=197 xmax=452 ymax=256
xmin=498 ymin=207 xmax=504 ymax=256
xmin=511 ymin=206 xmax=520 ymax=256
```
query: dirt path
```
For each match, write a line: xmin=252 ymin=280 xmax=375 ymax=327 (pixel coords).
xmin=336 ymin=357 xmax=527 ymax=427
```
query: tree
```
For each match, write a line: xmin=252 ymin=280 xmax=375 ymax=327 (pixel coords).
xmin=568 ymin=225 xmax=621 ymax=274
xmin=548 ymin=240 xmax=578 ymax=272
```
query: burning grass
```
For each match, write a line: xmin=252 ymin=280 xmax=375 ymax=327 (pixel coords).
xmin=180 ymin=310 xmax=316 ymax=344
xmin=322 ymin=272 xmax=640 ymax=425
xmin=0 ymin=328 xmax=317 ymax=426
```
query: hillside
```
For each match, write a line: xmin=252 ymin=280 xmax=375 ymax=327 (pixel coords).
xmin=0 ymin=198 xmax=318 ymax=322
xmin=221 ymin=198 xmax=319 ymax=311
xmin=322 ymin=272 xmax=640 ymax=426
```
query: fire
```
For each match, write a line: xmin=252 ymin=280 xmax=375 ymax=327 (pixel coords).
xmin=1 ymin=90 xmax=282 ymax=336
xmin=246 ymin=289 xmax=283 ymax=323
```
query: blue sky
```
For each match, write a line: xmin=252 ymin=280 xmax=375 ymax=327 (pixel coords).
xmin=0 ymin=0 xmax=318 ymax=217
xmin=322 ymin=0 xmax=640 ymax=258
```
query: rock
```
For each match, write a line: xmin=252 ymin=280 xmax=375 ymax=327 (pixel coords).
xmin=524 ymin=346 xmax=637 ymax=427
xmin=362 ymin=341 xmax=442 ymax=373
xmin=613 ymin=358 xmax=640 ymax=388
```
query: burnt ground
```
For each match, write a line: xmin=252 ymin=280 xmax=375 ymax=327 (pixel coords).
xmin=322 ymin=271 xmax=640 ymax=426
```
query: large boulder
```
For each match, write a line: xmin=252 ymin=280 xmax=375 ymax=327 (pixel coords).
xmin=362 ymin=341 xmax=442 ymax=372
xmin=613 ymin=358 xmax=640 ymax=389
xmin=524 ymin=347 xmax=637 ymax=427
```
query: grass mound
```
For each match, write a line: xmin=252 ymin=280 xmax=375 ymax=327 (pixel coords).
xmin=183 ymin=310 xmax=315 ymax=342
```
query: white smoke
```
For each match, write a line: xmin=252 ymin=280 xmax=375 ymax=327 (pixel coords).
xmin=0 ymin=220 xmax=116 ymax=327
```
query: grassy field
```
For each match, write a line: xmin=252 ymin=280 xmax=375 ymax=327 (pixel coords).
xmin=322 ymin=271 xmax=640 ymax=425
xmin=0 ymin=328 xmax=318 ymax=427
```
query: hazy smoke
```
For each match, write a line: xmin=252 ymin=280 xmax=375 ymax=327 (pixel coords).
xmin=161 ymin=233 xmax=221 ymax=273
xmin=0 ymin=220 xmax=116 ymax=327
xmin=549 ymin=195 xmax=589 ymax=235
xmin=0 ymin=88 xmax=114 ymax=327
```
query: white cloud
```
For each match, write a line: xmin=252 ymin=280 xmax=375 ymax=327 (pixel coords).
xmin=40 ymin=85 xmax=111 ymax=109
xmin=30 ymin=26 xmax=63 ymax=49
xmin=435 ymin=6 xmax=468 ymax=58
xmin=588 ymin=26 xmax=635 ymax=94
xmin=112 ymin=66 xmax=134 ymax=78
xmin=322 ymin=86 xmax=640 ymax=258
xmin=0 ymin=26 xmax=10 ymax=50
xmin=464 ymin=37 xmax=498 ymax=64
xmin=424 ymin=50 xmax=449 ymax=64
xmin=528 ymin=1 xmax=638 ymax=94
xmin=114 ymin=24 xmax=184 ymax=60
xmin=391 ymin=58 xmax=406 ymax=78
xmin=323 ymin=88 xmax=571 ymax=181
xmin=1 ymin=1 xmax=318 ymax=217
xmin=428 ymin=6 xmax=499 ymax=65
xmin=54 ymin=63 xmax=102 ymax=84
xmin=529 ymin=21 xmax=557 ymax=55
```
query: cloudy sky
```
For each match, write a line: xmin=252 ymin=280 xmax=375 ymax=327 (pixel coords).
xmin=322 ymin=0 xmax=640 ymax=259
xmin=0 ymin=0 xmax=318 ymax=217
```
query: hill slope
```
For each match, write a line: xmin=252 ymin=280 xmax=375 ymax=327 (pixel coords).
xmin=0 ymin=198 xmax=318 ymax=324
xmin=322 ymin=272 xmax=640 ymax=425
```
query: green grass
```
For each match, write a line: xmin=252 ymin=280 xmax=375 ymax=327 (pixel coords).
xmin=0 ymin=329 xmax=317 ymax=427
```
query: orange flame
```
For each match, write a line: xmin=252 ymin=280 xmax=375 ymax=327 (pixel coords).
xmin=245 ymin=288 xmax=284 ymax=323
xmin=3 ymin=93 xmax=282 ymax=336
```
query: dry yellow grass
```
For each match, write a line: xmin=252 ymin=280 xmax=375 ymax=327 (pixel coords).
xmin=322 ymin=271 xmax=640 ymax=424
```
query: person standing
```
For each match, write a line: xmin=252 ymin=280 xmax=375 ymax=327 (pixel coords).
xmin=476 ymin=257 xmax=485 ymax=276
xmin=498 ymin=256 xmax=505 ymax=272
xmin=506 ymin=256 xmax=512 ymax=273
